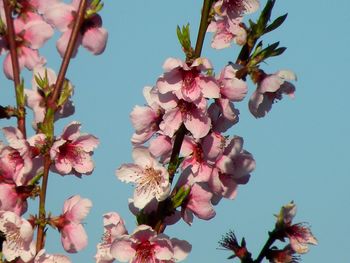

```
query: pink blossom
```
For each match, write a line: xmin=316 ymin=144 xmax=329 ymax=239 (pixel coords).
xmin=0 ymin=183 xmax=28 ymax=215
xmin=116 ymin=147 xmax=170 ymax=209
xmin=148 ymin=135 xmax=173 ymax=163
xmin=34 ymin=249 xmax=71 ymax=263
xmin=208 ymin=16 xmax=247 ymax=48
xmin=95 ymin=212 xmax=128 ymax=263
xmin=214 ymin=0 xmax=260 ymax=19
xmin=0 ymin=127 xmax=32 ymax=186
xmin=25 ymin=67 xmax=75 ymax=128
xmin=276 ymin=202 xmax=317 ymax=254
xmin=0 ymin=211 xmax=36 ymax=262
xmin=2 ymin=14 xmax=53 ymax=79
xmin=249 ymin=70 xmax=296 ymax=118
xmin=43 ymin=0 xmax=108 ymax=57
xmin=157 ymin=57 xmax=220 ymax=102
xmin=209 ymin=136 xmax=255 ymax=200
xmin=52 ymin=195 xmax=92 ymax=253
xmin=110 ymin=225 xmax=191 ymax=262
xmin=158 ymin=91 xmax=211 ymax=139
xmin=180 ymin=135 xmax=217 ymax=182
xmin=50 ymin=122 xmax=99 ymax=176
xmin=181 ymin=181 xmax=216 ymax=225
xmin=131 ymin=86 xmax=164 ymax=145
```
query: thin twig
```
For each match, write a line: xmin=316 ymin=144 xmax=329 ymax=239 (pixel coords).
xmin=3 ymin=0 xmax=26 ymax=137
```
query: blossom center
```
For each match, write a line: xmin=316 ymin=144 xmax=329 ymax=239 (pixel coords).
xmin=58 ymin=142 xmax=83 ymax=163
xmin=136 ymin=167 xmax=163 ymax=196
xmin=182 ymin=69 xmax=198 ymax=91
xmin=135 ymin=241 xmax=155 ymax=262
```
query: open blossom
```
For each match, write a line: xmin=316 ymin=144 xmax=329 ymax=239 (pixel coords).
xmin=51 ymin=195 xmax=92 ymax=253
xmin=178 ymin=171 xmax=216 ymax=225
xmin=95 ymin=212 xmax=128 ymax=263
xmin=25 ymin=66 xmax=75 ymax=128
xmin=116 ymin=147 xmax=170 ymax=209
xmin=0 ymin=127 xmax=32 ymax=185
xmin=131 ymin=86 xmax=164 ymax=145
xmin=50 ymin=122 xmax=99 ymax=176
xmin=110 ymin=225 xmax=191 ymax=263
xmin=207 ymin=16 xmax=247 ymax=48
xmin=209 ymin=136 xmax=255 ymax=201
xmin=157 ymin=57 xmax=220 ymax=102
xmin=158 ymin=91 xmax=211 ymax=139
xmin=249 ymin=70 xmax=296 ymax=118
xmin=276 ymin=202 xmax=317 ymax=254
xmin=43 ymin=0 xmax=108 ymax=57
xmin=208 ymin=0 xmax=260 ymax=49
xmin=0 ymin=211 xmax=36 ymax=262
xmin=0 ymin=12 xmax=53 ymax=79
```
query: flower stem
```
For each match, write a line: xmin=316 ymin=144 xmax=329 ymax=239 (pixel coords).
xmin=3 ymin=0 xmax=26 ymax=138
xmin=254 ymin=230 xmax=277 ymax=263
xmin=35 ymin=0 xmax=88 ymax=252
xmin=48 ymin=0 xmax=88 ymax=110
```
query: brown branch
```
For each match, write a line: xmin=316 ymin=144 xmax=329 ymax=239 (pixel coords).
xmin=3 ymin=0 xmax=26 ymax=137
xmin=36 ymin=0 xmax=88 ymax=252
xmin=48 ymin=0 xmax=87 ymax=110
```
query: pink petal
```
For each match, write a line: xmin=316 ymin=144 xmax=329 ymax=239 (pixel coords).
xmin=171 ymin=238 xmax=192 ymax=261
xmin=57 ymin=30 xmax=82 ymax=58
xmin=24 ymin=20 xmax=54 ymax=49
xmin=44 ymin=3 xmax=75 ymax=31
xmin=159 ymin=108 xmax=183 ymax=138
xmin=110 ymin=238 xmax=135 ymax=262
xmin=116 ymin=164 xmax=142 ymax=183
xmin=82 ymin=26 xmax=108 ymax=55
xmin=199 ymin=77 xmax=220 ymax=99
xmin=184 ymin=108 xmax=211 ymax=139
xmin=61 ymin=223 xmax=88 ymax=253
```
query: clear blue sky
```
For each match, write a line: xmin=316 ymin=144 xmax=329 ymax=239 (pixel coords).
xmin=1 ymin=0 xmax=349 ymax=262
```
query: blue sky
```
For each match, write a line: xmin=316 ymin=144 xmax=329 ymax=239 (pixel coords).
xmin=1 ymin=0 xmax=350 ymax=262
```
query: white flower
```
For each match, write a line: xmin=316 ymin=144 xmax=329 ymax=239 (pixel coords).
xmin=116 ymin=147 xmax=171 ymax=209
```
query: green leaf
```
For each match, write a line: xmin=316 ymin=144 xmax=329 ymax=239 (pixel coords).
xmin=57 ymin=80 xmax=73 ymax=107
xmin=264 ymin=13 xmax=288 ymax=34
xmin=255 ymin=0 xmax=276 ymax=37
xmin=171 ymin=186 xmax=191 ymax=209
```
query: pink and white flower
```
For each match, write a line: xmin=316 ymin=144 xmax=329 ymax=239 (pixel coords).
xmin=249 ymin=70 xmax=296 ymax=118
xmin=276 ymin=202 xmax=318 ymax=254
xmin=116 ymin=147 xmax=170 ymax=209
xmin=50 ymin=122 xmax=99 ymax=176
xmin=110 ymin=225 xmax=191 ymax=262
xmin=43 ymin=0 xmax=108 ymax=57
xmin=95 ymin=212 xmax=128 ymax=263
xmin=1 ymin=13 xmax=53 ymax=79
xmin=0 ymin=211 xmax=36 ymax=262
xmin=209 ymin=136 xmax=255 ymax=200
xmin=51 ymin=195 xmax=92 ymax=253
xmin=0 ymin=127 xmax=32 ymax=186
xmin=131 ymin=86 xmax=164 ymax=145
xmin=157 ymin=57 xmax=220 ymax=102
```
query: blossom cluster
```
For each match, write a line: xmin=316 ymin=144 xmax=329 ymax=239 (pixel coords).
xmin=0 ymin=0 xmax=106 ymax=261
xmin=0 ymin=0 xmax=107 ymax=79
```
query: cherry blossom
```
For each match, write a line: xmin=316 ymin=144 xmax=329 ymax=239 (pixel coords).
xmin=0 ymin=12 xmax=53 ymax=79
xmin=50 ymin=122 xmax=99 ymax=176
xmin=249 ymin=70 xmax=296 ymax=118
xmin=116 ymin=147 xmax=170 ymax=209
xmin=51 ymin=195 xmax=92 ymax=253
xmin=43 ymin=0 xmax=108 ymax=57
xmin=110 ymin=225 xmax=191 ymax=262
xmin=95 ymin=212 xmax=128 ymax=263
xmin=157 ymin=57 xmax=220 ymax=102
xmin=0 ymin=211 xmax=36 ymax=262
xmin=276 ymin=202 xmax=318 ymax=254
